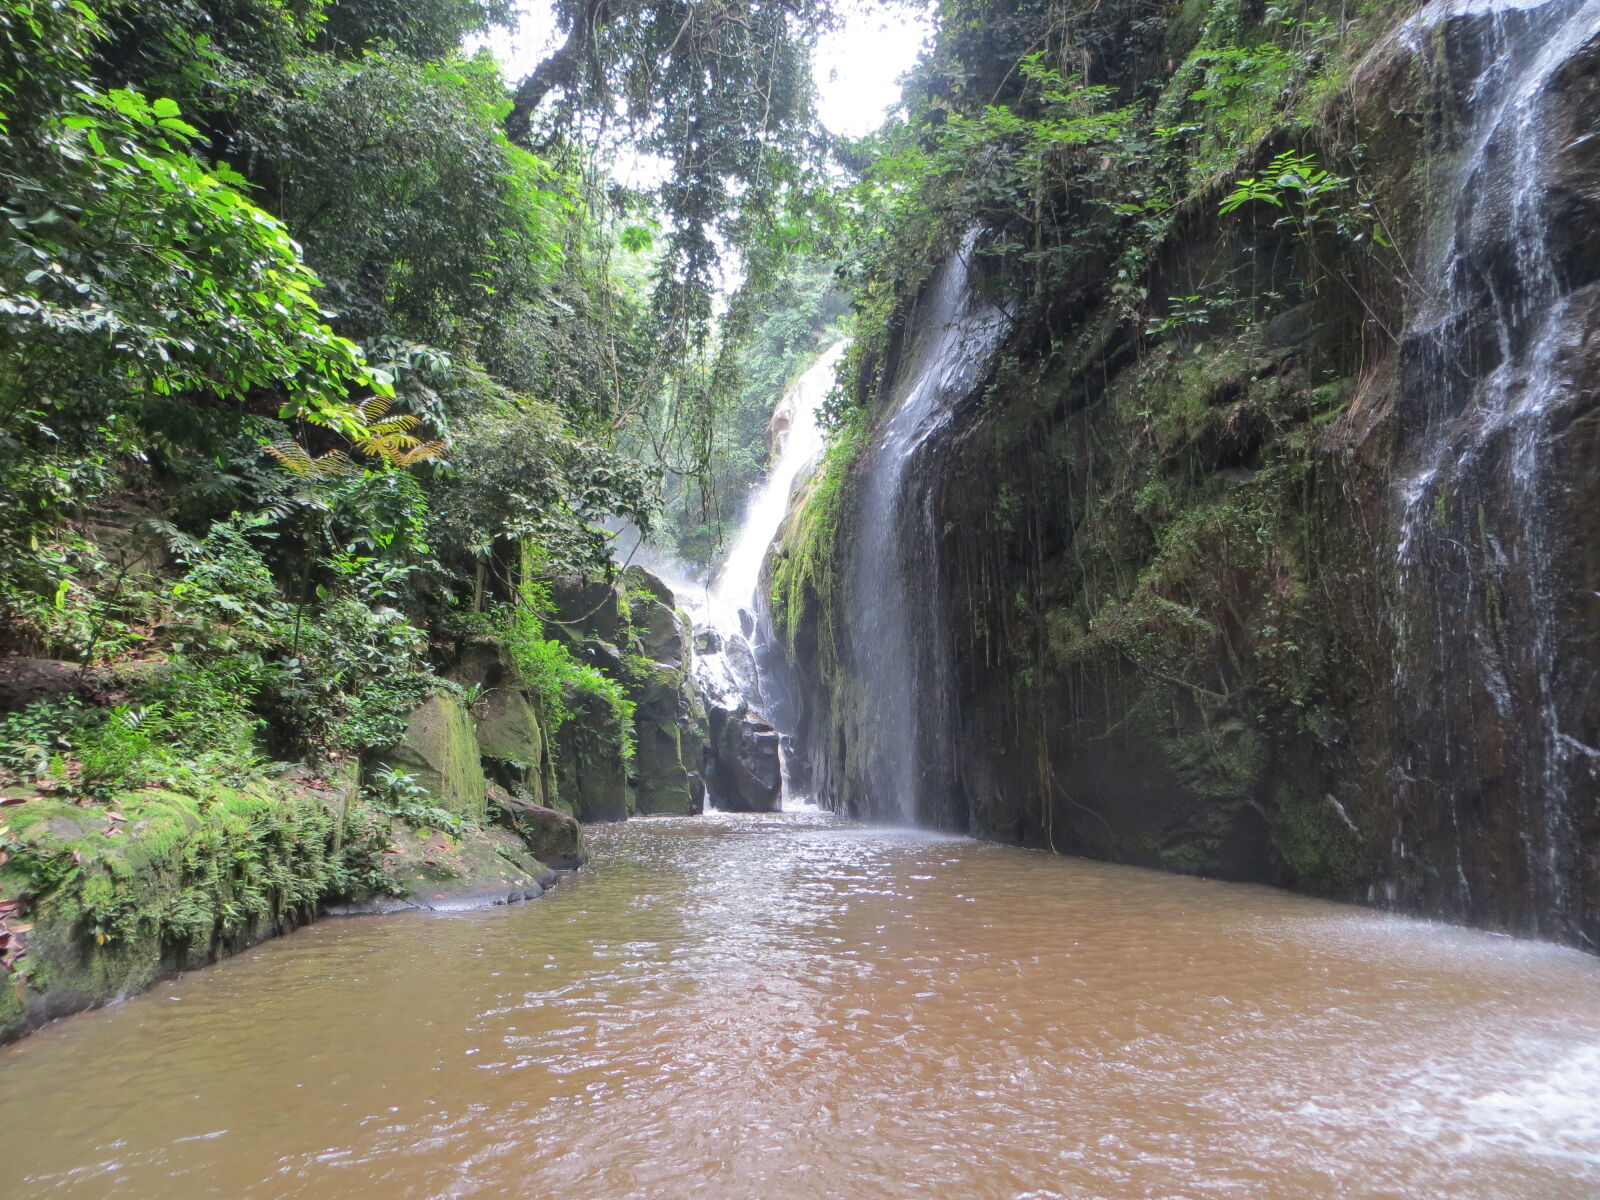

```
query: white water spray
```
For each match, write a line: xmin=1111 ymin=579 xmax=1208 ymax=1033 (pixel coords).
xmin=693 ymin=341 xmax=847 ymax=810
xmin=707 ymin=341 xmax=847 ymax=639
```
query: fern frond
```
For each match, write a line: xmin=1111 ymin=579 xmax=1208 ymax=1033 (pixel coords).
xmin=391 ymin=440 xmax=448 ymax=466
xmin=265 ymin=439 xmax=351 ymax=478
xmin=265 ymin=439 xmax=316 ymax=475
xmin=366 ymin=415 xmax=420 ymax=436
xmin=359 ymin=396 xmax=394 ymax=424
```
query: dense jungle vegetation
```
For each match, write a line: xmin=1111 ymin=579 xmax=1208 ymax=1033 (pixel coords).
xmin=0 ymin=0 xmax=844 ymax=800
xmin=0 ymin=0 xmax=860 ymax=994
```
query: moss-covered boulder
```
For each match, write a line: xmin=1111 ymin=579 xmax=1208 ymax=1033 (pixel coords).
xmin=633 ymin=594 xmax=686 ymax=664
xmin=555 ymin=686 xmax=629 ymax=821
xmin=488 ymin=788 xmax=587 ymax=868
xmin=449 ymin=639 xmax=559 ymax=808
xmin=327 ymin=820 xmax=556 ymax=915
xmin=544 ymin=566 xmax=709 ymax=820
xmin=0 ymin=768 xmax=380 ymax=1044
xmin=550 ymin=573 xmax=627 ymax=645
xmin=631 ymin=660 xmax=699 ymax=815
xmin=371 ymin=693 xmax=486 ymax=822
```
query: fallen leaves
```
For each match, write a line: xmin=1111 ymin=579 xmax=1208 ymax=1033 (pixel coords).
xmin=0 ymin=898 xmax=30 ymax=976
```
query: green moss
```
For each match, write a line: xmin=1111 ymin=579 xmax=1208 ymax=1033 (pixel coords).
xmin=370 ymin=693 xmax=487 ymax=821
xmin=770 ymin=417 xmax=864 ymax=657
xmin=0 ymin=768 xmax=403 ymax=1041
xmin=1272 ymin=786 xmax=1369 ymax=891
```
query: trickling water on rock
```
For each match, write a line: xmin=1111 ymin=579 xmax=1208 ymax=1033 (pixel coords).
xmin=1388 ymin=0 xmax=1600 ymax=943
xmin=827 ymin=235 xmax=1007 ymax=825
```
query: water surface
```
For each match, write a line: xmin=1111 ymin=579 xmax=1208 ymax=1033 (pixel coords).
xmin=3 ymin=810 xmax=1598 ymax=1198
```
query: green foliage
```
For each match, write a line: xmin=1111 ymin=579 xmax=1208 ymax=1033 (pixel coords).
xmin=769 ymin=413 xmax=863 ymax=650
xmin=0 ymin=776 xmax=398 ymax=1001
xmin=245 ymin=49 xmax=564 ymax=346
xmin=0 ymin=0 xmax=374 ymax=431
xmin=0 ymin=677 xmax=262 ymax=798
xmin=505 ymin=0 xmax=834 ymax=349
xmin=366 ymin=764 xmax=465 ymax=834
xmin=0 ymin=697 xmax=84 ymax=779
xmin=431 ymin=385 xmax=658 ymax=583
xmin=498 ymin=580 xmax=636 ymax=763
xmin=656 ymin=261 xmax=848 ymax=566
xmin=1218 ymin=149 xmax=1393 ymax=290
xmin=320 ymin=0 xmax=510 ymax=61
xmin=0 ymin=0 xmax=838 ymax=837
xmin=499 ymin=602 xmax=577 ymax=732
xmin=819 ymin=0 xmax=1405 ymax=457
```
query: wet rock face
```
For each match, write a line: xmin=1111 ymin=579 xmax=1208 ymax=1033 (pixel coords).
xmin=623 ymin=568 xmax=708 ymax=817
xmin=556 ymin=687 xmax=630 ymax=822
xmin=551 ymin=567 xmax=707 ymax=818
xmin=775 ymin=5 xmax=1600 ymax=948
xmin=371 ymin=693 xmax=487 ymax=822
xmin=704 ymin=700 xmax=782 ymax=812
xmin=449 ymin=639 xmax=559 ymax=809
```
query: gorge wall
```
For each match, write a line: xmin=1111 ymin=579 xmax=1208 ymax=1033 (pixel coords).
xmin=773 ymin=0 xmax=1600 ymax=947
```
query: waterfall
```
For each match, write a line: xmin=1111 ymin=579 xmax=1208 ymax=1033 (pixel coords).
xmin=1390 ymin=0 xmax=1600 ymax=940
xmin=707 ymin=341 xmax=847 ymax=650
xmin=694 ymin=341 xmax=848 ymax=808
xmin=843 ymin=234 xmax=1008 ymax=824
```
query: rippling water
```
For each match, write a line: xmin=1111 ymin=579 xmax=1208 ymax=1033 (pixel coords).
xmin=3 ymin=811 xmax=1599 ymax=1198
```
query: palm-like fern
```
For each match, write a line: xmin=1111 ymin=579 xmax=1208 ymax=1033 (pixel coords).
xmin=266 ymin=396 xmax=446 ymax=476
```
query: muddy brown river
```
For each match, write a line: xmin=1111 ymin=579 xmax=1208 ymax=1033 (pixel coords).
xmin=2 ymin=810 xmax=1598 ymax=1198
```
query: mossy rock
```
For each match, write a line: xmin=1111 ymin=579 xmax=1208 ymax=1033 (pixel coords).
xmin=0 ymin=767 xmax=374 ymax=1044
xmin=630 ymin=661 xmax=701 ymax=815
xmin=371 ymin=693 xmax=487 ymax=822
xmin=472 ymin=686 xmax=546 ymax=768
xmin=327 ymin=819 xmax=556 ymax=915
xmin=554 ymin=688 xmax=628 ymax=822
xmin=634 ymin=597 xmax=686 ymax=664
xmin=450 ymin=640 xmax=551 ymax=781
xmin=488 ymin=789 xmax=588 ymax=868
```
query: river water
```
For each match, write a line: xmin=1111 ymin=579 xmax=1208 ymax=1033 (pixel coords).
xmin=2 ymin=810 xmax=1598 ymax=1199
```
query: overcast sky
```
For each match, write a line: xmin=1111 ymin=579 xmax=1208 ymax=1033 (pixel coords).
xmin=485 ymin=1 xmax=933 ymax=139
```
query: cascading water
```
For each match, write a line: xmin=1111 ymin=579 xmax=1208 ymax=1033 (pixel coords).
xmin=1389 ymin=0 xmax=1600 ymax=941
xmin=705 ymin=341 xmax=847 ymax=658
xmin=694 ymin=341 xmax=848 ymax=808
xmin=840 ymin=234 xmax=1008 ymax=824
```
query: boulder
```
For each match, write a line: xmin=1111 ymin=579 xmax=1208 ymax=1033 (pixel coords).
xmin=722 ymin=632 xmax=763 ymax=704
xmin=489 ymin=788 xmax=588 ymax=868
xmin=371 ymin=693 xmax=486 ymax=821
xmin=621 ymin=565 xmax=675 ymax=607
xmin=632 ymin=662 xmax=698 ymax=815
xmin=549 ymin=574 xmax=625 ymax=644
xmin=556 ymin=686 xmax=629 ymax=821
xmin=634 ymin=597 xmax=686 ymax=663
xmin=449 ymin=639 xmax=557 ymax=808
xmin=328 ymin=821 xmax=556 ymax=915
xmin=704 ymin=700 xmax=782 ymax=812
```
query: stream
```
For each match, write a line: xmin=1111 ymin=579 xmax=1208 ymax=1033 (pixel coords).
xmin=3 ymin=809 xmax=1598 ymax=1198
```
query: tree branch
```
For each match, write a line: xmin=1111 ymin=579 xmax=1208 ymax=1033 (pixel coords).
xmin=505 ymin=0 xmax=612 ymax=144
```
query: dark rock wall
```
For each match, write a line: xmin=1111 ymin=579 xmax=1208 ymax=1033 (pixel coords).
xmin=777 ymin=2 xmax=1600 ymax=947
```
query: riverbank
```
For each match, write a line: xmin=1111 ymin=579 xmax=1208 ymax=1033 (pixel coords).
xmin=0 ymin=561 xmax=722 ymax=1044
xmin=0 ymin=763 xmax=584 ymax=1044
